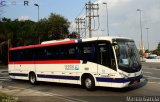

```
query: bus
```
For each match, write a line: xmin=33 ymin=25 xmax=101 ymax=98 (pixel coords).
xmin=8 ymin=37 xmax=143 ymax=90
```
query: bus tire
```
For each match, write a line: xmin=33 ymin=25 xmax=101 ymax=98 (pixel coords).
xmin=84 ymin=75 xmax=95 ymax=91
xmin=29 ymin=72 xmax=37 ymax=85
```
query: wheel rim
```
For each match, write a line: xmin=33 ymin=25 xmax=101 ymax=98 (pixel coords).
xmin=85 ymin=78 xmax=92 ymax=89
xmin=30 ymin=74 xmax=35 ymax=83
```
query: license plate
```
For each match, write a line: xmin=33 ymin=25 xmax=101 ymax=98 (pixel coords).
xmin=134 ymin=80 xmax=139 ymax=84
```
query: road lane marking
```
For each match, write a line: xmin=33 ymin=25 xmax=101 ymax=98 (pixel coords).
xmin=0 ymin=77 xmax=9 ymax=78
xmin=0 ymin=77 xmax=9 ymax=81
xmin=148 ymin=82 xmax=160 ymax=84
xmin=144 ymin=75 xmax=160 ymax=79
xmin=36 ymin=91 xmax=88 ymax=102
xmin=143 ymin=68 xmax=160 ymax=71
xmin=0 ymin=79 xmax=8 ymax=81
xmin=143 ymin=72 xmax=152 ymax=74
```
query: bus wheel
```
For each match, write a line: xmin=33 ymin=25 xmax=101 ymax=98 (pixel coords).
xmin=84 ymin=76 xmax=95 ymax=91
xmin=29 ymin=72 xmax=37 ymax=85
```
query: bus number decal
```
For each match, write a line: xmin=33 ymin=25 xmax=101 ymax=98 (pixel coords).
xmin=65 ymin=65 xmax=79 ymax=70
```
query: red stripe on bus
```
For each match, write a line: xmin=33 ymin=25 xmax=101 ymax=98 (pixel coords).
xmin=8 ymin=60 xmax=80 ymax=64
xmin=9 ymin=40 xmax=76 ymax=51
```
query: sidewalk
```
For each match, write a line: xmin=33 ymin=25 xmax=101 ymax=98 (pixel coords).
xmin=0 ymin=68 xmax=8 ymax=78
xmin=145 ymin=59 xmax=160 ymax=63
xmin=0 ymin=66 xmax=71 ymax=102
xmin=0 ymin=65 xmax=8 ymax=70
xmin=0 ymin=85 xmax=72 ymax=102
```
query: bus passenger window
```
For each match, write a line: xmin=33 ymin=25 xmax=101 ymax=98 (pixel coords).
xmin=82 ymin=43 xmax=95 ymax=63
xmin=68 ymin=47 xmax=76 ymax=59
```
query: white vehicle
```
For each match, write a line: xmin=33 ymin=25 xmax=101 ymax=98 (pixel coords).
xmin=8 ymin=37 xmax=143 ymax=90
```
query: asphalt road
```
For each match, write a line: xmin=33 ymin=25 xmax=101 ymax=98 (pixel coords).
xmin=0 ymin=63 xmax=160 ymax=102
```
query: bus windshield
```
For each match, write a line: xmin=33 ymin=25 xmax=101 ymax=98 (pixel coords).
xmin=115 ymin=39 xmax=141 ymax=73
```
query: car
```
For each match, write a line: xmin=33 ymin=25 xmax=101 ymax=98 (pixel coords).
xmin=147 ymin=54 xmax=157 ymax=59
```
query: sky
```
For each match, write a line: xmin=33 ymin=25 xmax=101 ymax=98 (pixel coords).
xmin=0 ymin=0 xmax=160 ymax=50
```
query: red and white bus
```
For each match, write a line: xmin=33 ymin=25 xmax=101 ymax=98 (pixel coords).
xmin=8 ymin=37 xmax=143 ymax=90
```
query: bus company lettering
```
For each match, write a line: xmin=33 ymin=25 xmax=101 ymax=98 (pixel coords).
xmin=65 ymin=65 xmax=79 ymax=70
xmin=0 ymin=0 xmax=29 ymax=7
xmin=0 ymin=0 xmax=6 ymax=7
xmin=24 ymin=1 xmax=29 ymax=6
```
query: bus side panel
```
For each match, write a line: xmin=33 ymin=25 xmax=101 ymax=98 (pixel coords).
xmin=36 ymin=64 xmax=59 ymax=83
xmin=35 ymin=63 xmax=79 ymax=84
xmin=21 ymin=64 xmax=35 ymax=80
xmin=9 ymin=63 xmax=33 ymax=80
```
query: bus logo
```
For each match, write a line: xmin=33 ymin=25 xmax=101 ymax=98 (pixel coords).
xmin=75 ymin=65 xmax=79 ymax=70
xmin=0 ymin=0 xmax=6 ymax=7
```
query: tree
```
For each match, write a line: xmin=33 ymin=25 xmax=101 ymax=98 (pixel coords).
xmin=68 ymin=32 xmax=79 ymax=38
xmin=152 ymin=50 xmax=160 ymax=56
xmin=152 ymin=42 xmax=160 ymax=56
xmin=34 ymin=13 xmax=70 ymax=43
xmin=0 ymin=13 xmax=71 ymax=64
xmin=47 ymin=13 xmax=69 ymax=40
xmin=157 ymin=42 xmax=160 ymax=51
xmin=35 ymin=18 xmax=49 ymax=43
xmin=17 ymin=20 xmax=36 ymax=45
xmin=145 ymin=49 xmax=150 ymax=53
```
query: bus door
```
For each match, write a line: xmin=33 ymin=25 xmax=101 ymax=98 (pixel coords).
xmin=97 ymin=42 xmax=112 ymax=86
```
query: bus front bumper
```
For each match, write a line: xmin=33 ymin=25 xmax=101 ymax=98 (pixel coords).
xmin=124 ymin=77 xmax=147 ymax=88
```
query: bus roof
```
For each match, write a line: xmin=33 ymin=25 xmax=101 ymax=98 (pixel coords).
xmin=9 ymin=36 xmax=133 ymax=51
xmin=9 ymin=40 xmax=76 ymax=51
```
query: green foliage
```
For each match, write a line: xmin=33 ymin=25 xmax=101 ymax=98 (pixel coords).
xmin=157 ymin=42 xmax=160 ymax=51
xmin=152 ymin=50 xmax=160 ymax=56
xmin=151 ymin=42 xmax=160 ymax=56
xmin=68 ymin=32 xmax=78 ymax=38
xmin=145 ymin=49 xmax=150 ymax=53
xmin=0 ymin=13 xmax=70 ymax=64
xmin=47 ymin=13 xmax=70 ymax=40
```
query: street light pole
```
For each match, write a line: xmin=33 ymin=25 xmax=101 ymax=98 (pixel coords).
xmin=34 ymin=3 xmax=40 ymax=43
xmin=103 ymin=2 xmax=109 ymax=36
xmin=137 ymin=9 xmax=143 ymax=57
xmin=34 ymin=3 xmax=39 ymax=21
xmin=137 ymin=9 xmax=144 ymax=60
xmin=146 ymin=28 xmax=150 ymax=51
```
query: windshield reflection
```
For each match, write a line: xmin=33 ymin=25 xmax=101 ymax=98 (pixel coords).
xmin=115 ymin=41 xmax=141 ymax=73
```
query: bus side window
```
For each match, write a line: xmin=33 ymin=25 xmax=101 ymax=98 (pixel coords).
xmin=12 ymin=50 xmax=25 ymax=61
xmin=17 ymin=50 xmax=25 ymax=61
xmin=10 ymin=51 xmax=16 ymax=61
xmin=68 ymin=46 xmax=76 ymax=59
xmin=44 ymin=47 xmax=58 ymax=60
xmin=23 ymin=49 xmax=34 ymax=61
xmin=35 ymin=48 xmax=46 ymax=60
xmin=81 ymin=42 xmax=95 ymax=63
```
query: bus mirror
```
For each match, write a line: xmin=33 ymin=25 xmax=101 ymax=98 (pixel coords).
xmin=112 ymin=41 xmax=118 ymax=46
